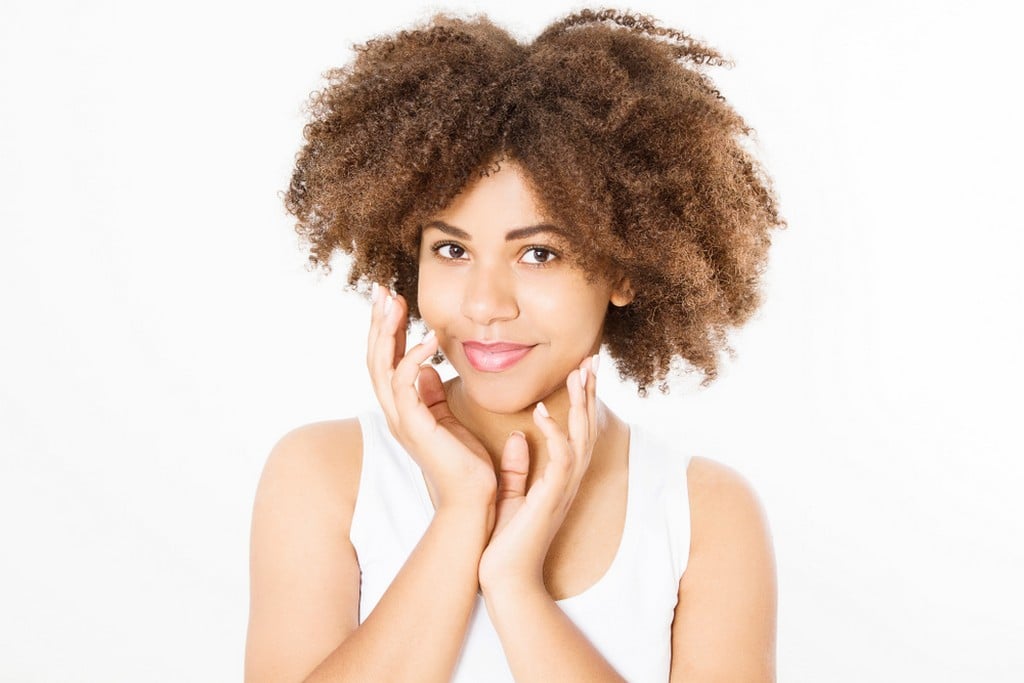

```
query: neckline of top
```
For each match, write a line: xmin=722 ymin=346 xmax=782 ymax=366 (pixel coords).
xmin=391 ymin=414 xmax=636 ymax=606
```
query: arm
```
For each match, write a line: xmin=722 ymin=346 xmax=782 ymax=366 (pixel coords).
xmin=669 ymin=457 xmax=777 ymax=683
xmin=245 ymin=421 xmax=360 ymax=682
xmin=482 ymin=584 xmax=625 ymax=681
xmin=247 ymin=286 xmax=500 ymax=682
xmin=305 ymin=505 xmax=489 ymax=683
xmin=245 ymin=420 xmax=490 ymax=683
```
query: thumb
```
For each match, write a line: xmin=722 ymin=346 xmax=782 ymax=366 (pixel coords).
xmin=416 ymin=364 xmax=448 ymax=413
xmin=497 ymin=431 xmax=529 ymax=503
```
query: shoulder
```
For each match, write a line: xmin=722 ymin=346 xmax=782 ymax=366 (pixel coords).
xmin=669 ymin=457 xmax=777 ymax=682
xmin=249 ymin=418 xmax=365 ymax=582
xmin=683 ymin=456 xmax=774 ymax=586
xmin=267 ymin=417 xmax=364 ymax=466
xmin=685 ymin=456 xmax=771 ymax=552
xmin=256 ymin=418 xmax=364 ymax=521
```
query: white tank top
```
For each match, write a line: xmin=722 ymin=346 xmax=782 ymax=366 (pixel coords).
xmin=350 ymin=409 xmax=692 ymax=682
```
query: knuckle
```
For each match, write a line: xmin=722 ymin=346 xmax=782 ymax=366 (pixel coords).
xmin=554 ymin=452 xmax=572 ymax=473
xmin=436 ymin=414 xmax=459 ymax=431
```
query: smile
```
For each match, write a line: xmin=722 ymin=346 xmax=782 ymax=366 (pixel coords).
xmin=461 ymin=342 xmax=536 ymax=373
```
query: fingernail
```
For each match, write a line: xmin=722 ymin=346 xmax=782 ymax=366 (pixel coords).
xmin=423 ymin=329 xmax=435 ymax=343
xmin=371 ymin=282 xmax=379 ymax=302
xmin=509 ymin=430 xmax=525 ymax=441
xmin=536 ymin=401 xmax=549 ymax=417
xmin=384 ymin=294 xmax=393 ymax=316
xmin=591 ymin=354 xmax=600 ymax=374
xmin=579 ymin=367 xmax=588 ymax=389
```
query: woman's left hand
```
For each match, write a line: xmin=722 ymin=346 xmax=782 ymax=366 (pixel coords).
xmin=477 ymin=354 xmax=598 ymax=597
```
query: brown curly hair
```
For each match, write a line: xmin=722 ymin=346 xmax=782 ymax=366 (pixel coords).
xmin=284 ymin=8 xmax=785 ymax=395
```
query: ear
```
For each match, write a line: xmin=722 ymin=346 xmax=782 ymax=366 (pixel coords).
xmin=610 ymin=276 xmax=635 ymax=307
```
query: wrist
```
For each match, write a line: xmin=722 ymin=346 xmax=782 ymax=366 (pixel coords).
xmin=480 ymin=574 xmax=547 ymax=605
xmin=481 ymin=579 xmax=552 ymax=629
xmin=428 ymin=469 xmax=497 ymax=513
xmin=436 ymin=484 xmax=497 ymax=512
xmin=432 ymin=502 xmax=494 ymax=543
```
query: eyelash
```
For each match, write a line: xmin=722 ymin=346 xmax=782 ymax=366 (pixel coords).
xmin=429 ymin=241 xmax=560 ymax=268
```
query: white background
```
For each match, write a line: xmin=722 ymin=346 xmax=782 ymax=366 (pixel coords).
xmin=2 ymin=0 xmax=1021 ymax=680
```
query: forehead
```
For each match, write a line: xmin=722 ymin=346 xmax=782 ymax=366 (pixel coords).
xmin=429 ymin=161 xmax=547 ymax=232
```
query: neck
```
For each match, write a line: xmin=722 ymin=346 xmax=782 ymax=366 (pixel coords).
xmin=443 ymin=376 xmax=612 ymax=487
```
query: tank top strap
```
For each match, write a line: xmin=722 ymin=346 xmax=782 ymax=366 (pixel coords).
xmin=350 ymin=410 xmax=432 ymax=584
xmin=623 ymin=423 xmax=693 ymax=581
xmin=549 ymin=422 xmax=691 ymax=680
xmin=368 ymin=410 xmax=433 ymax=514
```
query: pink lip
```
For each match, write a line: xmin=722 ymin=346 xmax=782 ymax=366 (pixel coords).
xmin=462 ymin=341 xmax=536 ymax=373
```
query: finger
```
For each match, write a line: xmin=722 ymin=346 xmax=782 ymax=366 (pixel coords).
xmin=365 ymin=282 xmax=383 ymax=368
xmin=393 ymin=331 xmax=438 ymax=405
xmin=366 ymin=283 xmax=398 ymax=417
xmin=492 ymin=431 xmax=529 ymax=536
xmin=575 ymin=364 xmax=596 ymax=477
xmin=370 ymin=289 xmax=405 ymax=387
xmin=531 ymin=402 xmax=573 ymax=510
xmin=497 ymin=431 xmax=529 ymax=502
xmin=389 ymin=329 xmax=438 ymax=430
xmin=415 ymin=363 xmax=447 ymax=410
xmin=416 ymin=362 xmax=458 ymax=426
xmin=529 ymin=414 xmax=578 ymax=523
xmin=389 ymin=291 xmax=409 ymax=368
xmin=373 ymin=288 xmax=402 ymax=373
xmin=367 ymin=285 xmax=394 ymax=372
xmin=566 ymin=368 xmax=589 ymax=467
xmin=575 ymin=356 xmax=597 ymax=444
xmin=586 ymin=354 xmax=599 ymax=432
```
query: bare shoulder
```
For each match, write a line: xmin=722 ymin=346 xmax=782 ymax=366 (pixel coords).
xmin=245 ymin=418 xmax=364 ymax=683
xmin=686 ymin=456 xmax=772 ymax=552
xmin=257 ymin=418 xmax=364 ymax=518
xmin=670 ymin=456 xmax=777 ymax=683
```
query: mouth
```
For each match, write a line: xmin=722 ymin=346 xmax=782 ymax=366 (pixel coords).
xmin=461 ymin=342 xmax=536 ymax=373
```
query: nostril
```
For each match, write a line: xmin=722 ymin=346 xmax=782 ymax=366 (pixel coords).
xmin=460 ymin=278 xmax=519 ymax=325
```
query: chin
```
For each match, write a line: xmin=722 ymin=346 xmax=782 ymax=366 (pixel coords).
xmin=456 ymin=371 xmax=549 ymax=415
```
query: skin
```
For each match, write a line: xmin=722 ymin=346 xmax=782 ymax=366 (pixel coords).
xmin=245 ymin=162 xmax=777 ymax=682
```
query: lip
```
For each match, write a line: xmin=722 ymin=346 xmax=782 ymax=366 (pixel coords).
xmin=462 ymin=341 xmax=536 ymax=373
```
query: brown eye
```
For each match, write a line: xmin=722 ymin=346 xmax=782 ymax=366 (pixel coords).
xmin=521 ymin=247 xmax=558 ymax=265
xmin=433 ymin=243 xmax=466 ymax=260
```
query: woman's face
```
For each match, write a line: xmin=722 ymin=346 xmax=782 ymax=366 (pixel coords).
xmin=417 ymin=161 xmax=632 ymax=414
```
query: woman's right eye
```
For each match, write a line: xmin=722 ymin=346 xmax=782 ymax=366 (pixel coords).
xmin=433 ymin=243 xmax=467 ymax=260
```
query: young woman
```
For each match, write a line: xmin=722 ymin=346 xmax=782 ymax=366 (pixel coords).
xmin=246 ymin=9 xmax=782 ymax=682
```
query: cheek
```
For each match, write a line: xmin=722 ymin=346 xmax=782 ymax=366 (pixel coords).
xmin=416 ymin=263 xmax=442 ymax=317
xmin=416 ymin=268 xmax=456 ymax=345
xmin=416 ymin=289 xmax=443 ymax=331
xmin=538 ymin=282 xmax=610 ymax=331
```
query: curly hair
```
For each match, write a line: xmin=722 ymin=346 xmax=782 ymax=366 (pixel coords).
xmin=284 ymin=8 xmax=785 ymax=395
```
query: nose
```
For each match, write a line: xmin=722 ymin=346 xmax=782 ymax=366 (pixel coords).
xmin=460 ymin=263 xmax=520 ymax=326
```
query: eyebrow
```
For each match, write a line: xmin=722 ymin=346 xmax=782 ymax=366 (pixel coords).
xmin=423 ymin=220 xmax=569 ymax=242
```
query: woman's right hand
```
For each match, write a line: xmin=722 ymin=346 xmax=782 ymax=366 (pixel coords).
xmin=366 ymin=283 xmax=498 ymax=516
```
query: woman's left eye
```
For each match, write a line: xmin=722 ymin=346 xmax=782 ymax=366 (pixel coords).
xmin=521 ymin=247 xmax=558 ymax=265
